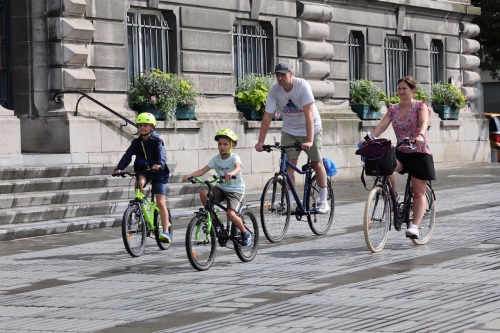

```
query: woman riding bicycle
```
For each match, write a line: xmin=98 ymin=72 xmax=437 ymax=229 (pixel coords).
xmin=367 ymin=76 xmax=436 ymax=238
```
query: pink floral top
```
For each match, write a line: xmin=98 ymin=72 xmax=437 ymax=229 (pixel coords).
xmin=387 ymin=101 xmax=432 ymax=155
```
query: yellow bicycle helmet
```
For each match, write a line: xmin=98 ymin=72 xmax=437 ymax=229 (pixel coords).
xmin=135 ymin=112 xmax=157 ymax=127
xmin=214 ymin=128 xmax=238 ymax=146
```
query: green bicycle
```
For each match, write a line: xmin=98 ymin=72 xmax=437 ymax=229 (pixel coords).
xmin=114 ymin=170 xmax=173 ymax=257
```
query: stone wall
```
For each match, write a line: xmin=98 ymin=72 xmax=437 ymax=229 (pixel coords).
xmin=3 ymin=0 xmax=490 ymax=188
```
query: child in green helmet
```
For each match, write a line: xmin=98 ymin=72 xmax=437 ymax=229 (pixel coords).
xmin=114 ymin=112 xmax=171 ymax=243
xmin=182 ymin=128 xmax=251 ymax=246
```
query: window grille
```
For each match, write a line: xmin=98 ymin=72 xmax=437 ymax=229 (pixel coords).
xmin=233 ymin=22 xmax=268 ymax=84
xmin=349 ymin=32 xmax=362 ymax=81
xmin=430 ymin=41 xmax=441 ymax=84
xmin=385 ymin=38 xmax=409 ymax=96
xmin=127 ymin=10 xmax=172 ymax=83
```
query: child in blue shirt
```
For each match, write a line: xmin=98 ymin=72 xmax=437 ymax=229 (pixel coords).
xmin=114 ymin=112 xmax=171 ymax=243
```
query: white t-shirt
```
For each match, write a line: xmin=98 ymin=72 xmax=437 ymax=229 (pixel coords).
xmin=207 ymin=153 xmax=245 ymax=194
xmin=265 ymin=77 xmax=322 ymax=136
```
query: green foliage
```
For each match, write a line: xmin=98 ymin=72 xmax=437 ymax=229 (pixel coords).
xmin=172 ymin=75 xmax=202 ymax=109
xmin=235 ymin=74 xmax=276 ymax=112
xmin=431 ymin=83 xmax=467 ymax=110
xmin=127 ymin=69 xmax=202 ymax=123
xmin=350 ymin=80 xmax=385 ymax=111
xmin=381 ymin=84 xmax=430 ymax=105
xmin=471 ymin=0 xmax=500 ymax=80
xmin=414 ymin=85 xmax=431 ymax=103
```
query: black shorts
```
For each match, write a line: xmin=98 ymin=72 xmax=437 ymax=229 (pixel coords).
xmin=395 ymin=150 xmax=436 ymax=181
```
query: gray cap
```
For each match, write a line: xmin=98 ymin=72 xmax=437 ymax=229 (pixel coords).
xmin=275 ymin=62 xmax=292 ymax=73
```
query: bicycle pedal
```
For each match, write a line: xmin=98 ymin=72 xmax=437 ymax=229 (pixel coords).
xmin=405 ymin=234 xmax=419 ymax=240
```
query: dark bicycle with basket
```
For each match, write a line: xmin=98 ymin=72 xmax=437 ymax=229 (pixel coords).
xmin=355 ymin=137 xmax=436 ymax=253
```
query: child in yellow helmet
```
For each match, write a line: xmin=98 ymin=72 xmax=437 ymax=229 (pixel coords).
xmin=114 ymin=113 xmax=171 ymax=243
xmin=182 ymin=128 xmax=251 ymax=246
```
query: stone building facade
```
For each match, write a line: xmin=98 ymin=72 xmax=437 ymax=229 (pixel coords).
xmin=1 ymin=0 xmax=489 ymax=188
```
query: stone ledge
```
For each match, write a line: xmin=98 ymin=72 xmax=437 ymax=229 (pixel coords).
xmin=156 ymin=120 xmax=204 ymax=131
xmin=440 ymin=120 xmax=461 ymax=129
xmin=245 ymin=120 xmax=283 ymax=130
xmin=359 ymin=120 xmax=381 ymax=130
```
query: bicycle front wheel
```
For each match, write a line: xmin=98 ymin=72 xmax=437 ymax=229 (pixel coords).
xmin=307 ymin=176 xmax=334 ymax=235
xmin=411 ymin=185 xmax=436 ymax=245
xmin=363 ymin=186 xmax=390 ymax=253
xmin=185 ymin=215 xmax=217 ymax=271
xmin=154 ymin=207 xmax=173 ymax=250
xmin=260 ymin=176 xmax=291 ymax=243
xmin=232 ymin=208 xmax=259 ymax=262
xmin=122 ymin=204 xmax=147 ymax=257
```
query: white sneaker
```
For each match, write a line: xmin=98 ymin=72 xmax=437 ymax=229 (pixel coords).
xmin=405 ymin=224 xmax=419 ymax=238
xmin=318 ymin=201 xmax=331 ymax=214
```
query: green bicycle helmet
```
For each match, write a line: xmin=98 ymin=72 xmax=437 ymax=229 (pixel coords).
xmin=135 ymin=112 xmax=157 ymax=127
xmin=214 ymin=128 xmax=238 ymax=146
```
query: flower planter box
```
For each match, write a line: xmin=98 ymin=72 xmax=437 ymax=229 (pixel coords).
xmin=433 ymin=105 xmax=459 ymax=120
xmin=175 ymin=105 xmax=195 ymax=120
xmin=131 ymin=104 xmax=166 ymax=120
xmin=235 ymin=103 xmax=263 ymax=120
xmin=351 ymin=104 xmax=381 ymax=120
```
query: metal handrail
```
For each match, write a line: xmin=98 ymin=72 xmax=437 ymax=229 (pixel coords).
xmin=53 ymin=90 xmax=137 ymax=129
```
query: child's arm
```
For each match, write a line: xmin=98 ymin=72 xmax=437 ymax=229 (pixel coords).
xmin=182 ymin=165 xmax=211 ymax=182
xmin=152 ymin=140 xmax=167 ymax=171
xmin=224 ymin=162 xmax=241 ymax=182
xmin=114 ymin=143 xmax=136 ymax=174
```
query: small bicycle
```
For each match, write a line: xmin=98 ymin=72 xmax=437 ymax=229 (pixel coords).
xmin=260 ymin=142 xmax=335 ymax=242
xmin=113 ymin=170 xmax=172 ymax=257
xmin=184 ymin=175 xmax=259 ymax=271
xmin=363 ymin=138 xmax=436 ymax=253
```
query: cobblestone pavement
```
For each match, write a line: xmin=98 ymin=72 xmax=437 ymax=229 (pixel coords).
xmin=0 ymin=165 xmax=499 ymax=332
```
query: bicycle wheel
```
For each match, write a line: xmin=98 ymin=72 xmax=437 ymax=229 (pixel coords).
xmin=232 ymin=208 xmax=259 ymax=262
xmin=185 ymin=215 xmax=217 ymax=271
xmin=122 ymin=204 xmax=147 ymax=257
xmin=306 ymin=176 xmax=334 ymax=235
xmin=363 ymin=186 xmax=390 ymax=253
xmin=154 ymin=207 xmax=173 ymax=250
xmin=411 ymin=185 xmax=436 ymax=245
xmin=260 ymin=176 xmax=291 ymax=243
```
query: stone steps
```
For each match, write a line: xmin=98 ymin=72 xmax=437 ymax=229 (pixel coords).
xmin=0 ymin=163 xmax=263 ymax=241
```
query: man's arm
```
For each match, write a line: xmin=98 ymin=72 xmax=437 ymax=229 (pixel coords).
xmin=255 ymin=112 xmax=274 ymax=151
xmin=302 ymin=102 xmax=315 ymax=150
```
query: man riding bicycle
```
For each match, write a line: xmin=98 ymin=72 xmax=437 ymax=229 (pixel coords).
xmin=255 ymin=62 xmax=330 ymax=214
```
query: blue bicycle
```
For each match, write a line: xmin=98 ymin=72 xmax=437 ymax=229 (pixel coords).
xmin=260 ymin=142 xmax=335 ymax=242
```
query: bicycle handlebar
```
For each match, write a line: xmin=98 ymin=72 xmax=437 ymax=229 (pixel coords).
xmin=396 ymin=137 xmax=417 ymax=151
xmin=112 ymin=167 xmax=157 ymax=178
xmin=186 ymin=175 xmax=236 ymax=185
xmin=262 ymin=141 xmax=302 ymax=153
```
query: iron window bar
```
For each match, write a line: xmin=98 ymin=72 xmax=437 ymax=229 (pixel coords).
xmin=127 ymin=11 xmax=172 ymax=83
xmin=53 ymin=90 xmax=137 ymax=129
xmin=349 ymin=33 xmax=362 ymax=81
xmin=385 ymin=38 xmax=409 ymax=96
xmin=233 ymin=23 xmax=268 ymax=85
xmin=430 ymin=42 xmax=441 ymax=84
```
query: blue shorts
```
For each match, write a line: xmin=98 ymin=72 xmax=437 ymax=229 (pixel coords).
xmin=140 ymin=175 xmax=167 ymax=195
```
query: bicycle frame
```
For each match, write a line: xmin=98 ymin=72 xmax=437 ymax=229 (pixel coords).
xmin=134 ymin=188 xmax=159 ymax=231
xmin=277 ymin=149 xmax=317 ymax=215
xmin=190 ymin=176 xmax=237 ymax=244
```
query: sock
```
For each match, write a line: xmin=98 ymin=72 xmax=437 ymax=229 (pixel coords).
xmin=320 ymin=186 xmax=327 ymax=202
xmin=288 ymin=190 xmax=294 ymax=206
